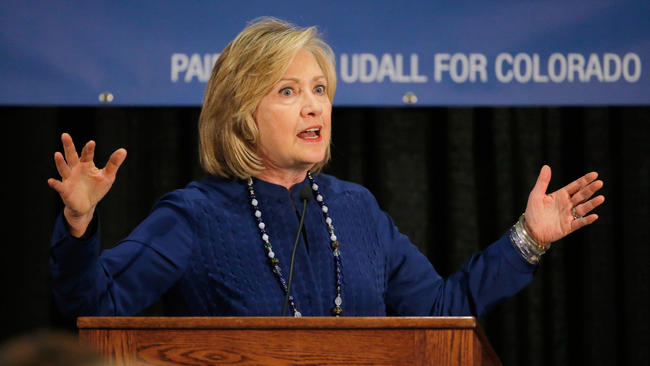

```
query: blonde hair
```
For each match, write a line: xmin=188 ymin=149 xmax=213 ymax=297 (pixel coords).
xmin=199 ymin=17 xmax=337 ymax=179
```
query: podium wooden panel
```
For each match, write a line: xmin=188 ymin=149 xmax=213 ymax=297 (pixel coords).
xmin=78 ymin=317 xmax=502 ymax=365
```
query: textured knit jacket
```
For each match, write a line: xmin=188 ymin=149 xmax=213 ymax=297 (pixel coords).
xmin=50 ymin=174 xmax=537 ymax=319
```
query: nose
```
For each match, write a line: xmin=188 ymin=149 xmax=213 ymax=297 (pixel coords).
xmin=300 ymin=90 xmax=323 ymax=119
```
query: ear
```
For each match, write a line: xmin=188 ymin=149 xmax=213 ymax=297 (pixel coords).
xmin=240 ymin=112 xmax=260 ymax=144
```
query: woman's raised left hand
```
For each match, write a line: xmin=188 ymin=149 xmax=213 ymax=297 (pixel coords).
xmin=523 ymin=165 xmax=605 ymax=246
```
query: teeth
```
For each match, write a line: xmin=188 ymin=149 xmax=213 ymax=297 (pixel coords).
xmin=298 ymin=127 xmax=321 ymax=140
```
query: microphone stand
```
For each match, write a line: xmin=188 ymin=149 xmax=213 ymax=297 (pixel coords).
xmin=282 ymin=186 xmax=311 ymax=316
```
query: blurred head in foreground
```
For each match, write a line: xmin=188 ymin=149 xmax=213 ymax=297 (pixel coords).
xmin=0 ymin=330 xmax=107 ymax=366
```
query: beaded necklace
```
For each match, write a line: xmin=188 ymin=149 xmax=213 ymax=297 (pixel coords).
xmin=247 ymin=171 xmax=343 ymax=317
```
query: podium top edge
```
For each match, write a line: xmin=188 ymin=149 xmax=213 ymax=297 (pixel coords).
xmin=77 ymin=316 xmax=477 ymax=330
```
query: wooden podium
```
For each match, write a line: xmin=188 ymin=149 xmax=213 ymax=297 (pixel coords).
xmin=78 ymin=317 xmax=502 ymax=365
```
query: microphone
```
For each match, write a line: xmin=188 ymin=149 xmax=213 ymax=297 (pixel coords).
xmin=282 ymin=184 xmax=312 ymax=316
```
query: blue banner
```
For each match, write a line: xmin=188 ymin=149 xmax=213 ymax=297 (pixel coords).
xmin=1 ymin=0 xmax=648 ymax=106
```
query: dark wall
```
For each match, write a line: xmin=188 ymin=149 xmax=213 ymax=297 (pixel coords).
xmin=0 ymin=106 xmax=647 ymax=365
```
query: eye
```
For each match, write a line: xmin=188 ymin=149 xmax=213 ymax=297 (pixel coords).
xmin=280 ymin=87 xmax=294 ymax=97
xmin=314 ymin=85 xmax=326 ymax=95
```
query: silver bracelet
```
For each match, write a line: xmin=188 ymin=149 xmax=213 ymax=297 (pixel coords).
xmin=509 ymin=214 xmax=550 ymax=264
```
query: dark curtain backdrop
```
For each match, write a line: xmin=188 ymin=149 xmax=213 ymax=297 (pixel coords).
xmin=0 ymin=106 xmax=647 ymax=365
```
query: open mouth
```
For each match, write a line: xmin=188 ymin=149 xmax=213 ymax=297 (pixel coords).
xmin=297 ymin=127 xmax=321 ymax=140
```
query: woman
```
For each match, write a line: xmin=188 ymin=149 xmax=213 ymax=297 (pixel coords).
xmin=48 ymin=18 xmax=604 ymax=318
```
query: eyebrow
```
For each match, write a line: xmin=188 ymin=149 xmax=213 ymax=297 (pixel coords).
xmin=277 ymin=76 xmax=327 ymax=84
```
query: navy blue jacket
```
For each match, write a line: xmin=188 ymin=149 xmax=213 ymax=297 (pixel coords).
xmin=50 ymin=174 xmax=536 ymax=318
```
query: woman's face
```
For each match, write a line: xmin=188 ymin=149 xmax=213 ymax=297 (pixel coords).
xmin=254 ymin=49 xmax=332 ymax=176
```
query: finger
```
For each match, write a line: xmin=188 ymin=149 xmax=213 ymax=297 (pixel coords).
xmin=54 ymin=151 xmax=71 ymax=179
xmin=47 ymin=178 xmax=64 ymax=194
xmin=530 ymin=165 xmax=552 ymax=197
xmin=571 ymin=179 xmax=604 ymax=205
xmin=574 ymin=195 xmax=605 ymax=217
xmin=103 ymin=148 xmax=127 ymax=177
xmin=564 ymin=171 xmax=598 ymax=196
xmin=80 ymin=140 xmax=96 ymax=163
xmin=571 ymin=213 xmax=598 ymax=231
xmin=61 ymin=133 xmax=80 ymax=166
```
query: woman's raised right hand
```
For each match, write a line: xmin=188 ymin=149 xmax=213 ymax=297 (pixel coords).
xmin=47 ymin=133 xmax=127 ymax=237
